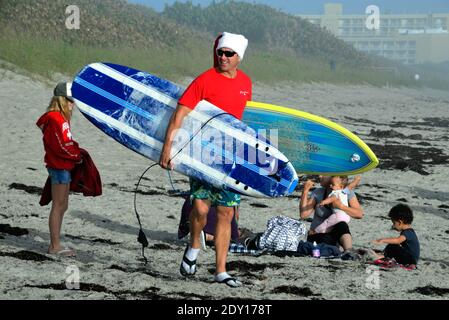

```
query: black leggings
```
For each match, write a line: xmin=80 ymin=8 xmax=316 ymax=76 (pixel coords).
xmin=307 ymin=221 xmax=351 ymax=247
xmin=384 ymin=244 xmax=416 ymax=265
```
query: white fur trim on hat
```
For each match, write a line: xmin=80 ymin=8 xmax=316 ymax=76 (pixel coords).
xmin=217 ymin=32 xmax=248 ymax=60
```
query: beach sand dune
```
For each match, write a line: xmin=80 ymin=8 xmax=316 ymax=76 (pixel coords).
xmin=1 ymin=67 xmax=449 ymax=300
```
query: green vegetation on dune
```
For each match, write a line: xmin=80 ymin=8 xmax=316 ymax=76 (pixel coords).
xmin=0 ymin=0 xmax=211 ymax=81
xmin=0 ymin=0 xmax=443 ymax=89
xmin=0 ymin=29 xmax=211 ymax=81
xmin=0 ymin=0 xmax=205 ymax=50
xmin=0 ymin=30 xmax=414 ymax=87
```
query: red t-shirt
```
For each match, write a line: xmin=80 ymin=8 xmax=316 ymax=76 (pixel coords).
xmin=179 ymin=68 xmax=252 ymax=120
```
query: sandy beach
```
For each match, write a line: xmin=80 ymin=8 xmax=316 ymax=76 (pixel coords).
xmin=1 ymin=64 xmax=449 ymax=301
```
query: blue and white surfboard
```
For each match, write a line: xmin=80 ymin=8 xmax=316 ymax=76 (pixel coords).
xmin=71 ymin=63 xmax=298 ymax=198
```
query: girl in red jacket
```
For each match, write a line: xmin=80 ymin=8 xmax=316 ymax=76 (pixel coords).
xmin=36 ymin=82 xmax=81 ymax=257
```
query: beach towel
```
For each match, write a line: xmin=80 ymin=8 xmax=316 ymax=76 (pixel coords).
xmin=228 ymin=243 xmax=266 ymax=256
xmin=274 ymin=241 xmax=341 ymax=258
xmin=370 ymin=258 xmax=417 ymax=270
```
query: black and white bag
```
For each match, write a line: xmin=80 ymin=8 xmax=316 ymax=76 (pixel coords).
xmin=258 ymin=215 xmax=308 ymax=252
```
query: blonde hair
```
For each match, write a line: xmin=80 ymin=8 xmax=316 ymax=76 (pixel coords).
xmin=331 ymin=175 xmax=349 ymax=187
xmin=47 ymin=96 xmax=72 ymax=121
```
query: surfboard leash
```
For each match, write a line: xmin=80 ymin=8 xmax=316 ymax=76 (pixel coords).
xmin=133 ymin=112 xmax=230 ymax=265
xmin=133 ymin=163 xmax=160 ymax=265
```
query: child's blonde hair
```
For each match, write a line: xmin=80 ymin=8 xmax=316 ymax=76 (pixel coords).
xmin=47 ymin=96 xmax=72 ymax=121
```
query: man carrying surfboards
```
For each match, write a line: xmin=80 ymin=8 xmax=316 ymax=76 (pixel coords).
xmin=159 ymin=32 xmax=251 ymax=287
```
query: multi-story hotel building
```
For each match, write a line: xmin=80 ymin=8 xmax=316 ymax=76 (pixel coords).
xmin=299 ymin=3 xmax=449 ymax=65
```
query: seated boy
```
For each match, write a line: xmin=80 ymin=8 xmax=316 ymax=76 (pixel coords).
xmin=370 ymin=203 xmax=420 ymax=266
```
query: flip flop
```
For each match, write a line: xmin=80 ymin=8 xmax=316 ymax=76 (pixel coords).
xmin=180 ymin=247 xmax=197 ymax=277
xmin=372 ymin=258 xmax=399 ymax=268
xmin=216 ymin=276 xmax=242 ymax=288
xmin=48 ymin=247 xmax=76 ymax=257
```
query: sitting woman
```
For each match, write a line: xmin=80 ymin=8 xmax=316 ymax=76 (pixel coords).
xmin=312 ymin=175 xmax=361 ymax=234
xmin=299 ymin=175 xmax=364 ymax=259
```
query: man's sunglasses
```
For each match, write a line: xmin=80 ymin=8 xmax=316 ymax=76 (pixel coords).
xmin=216 ymin=49 xmax=237 ymax=58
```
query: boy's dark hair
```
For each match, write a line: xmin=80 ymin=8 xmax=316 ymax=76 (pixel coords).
xmin=388 ymin=203 xmax=413 ymax=224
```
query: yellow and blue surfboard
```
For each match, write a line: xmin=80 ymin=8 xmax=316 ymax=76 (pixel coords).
xmin=243 ymin=101 xmax=379 ymax=175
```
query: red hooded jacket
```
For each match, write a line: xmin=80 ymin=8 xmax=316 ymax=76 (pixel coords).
xmin=36 ymin=111 xmax=81 ymax=170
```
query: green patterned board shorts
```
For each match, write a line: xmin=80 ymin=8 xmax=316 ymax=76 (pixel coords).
xmin=190 ymin=178 xmax=240 ymax=207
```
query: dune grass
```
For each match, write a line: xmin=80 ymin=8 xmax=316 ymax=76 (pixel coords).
xmin=0 ymin=30 xmax=212 ymax=82
xmin=0 ymin=30 xmax=423 ymax=88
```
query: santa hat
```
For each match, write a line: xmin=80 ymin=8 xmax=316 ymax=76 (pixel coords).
xmin=216 ymin=32 xmax=248 ymax=60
